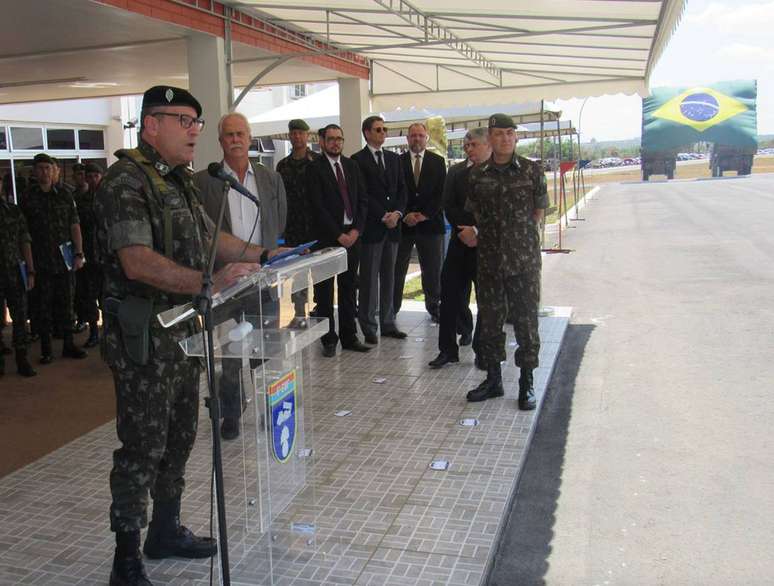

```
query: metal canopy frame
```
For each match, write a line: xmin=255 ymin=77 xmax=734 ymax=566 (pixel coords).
xmin=227 ymin=0 xmax=684 ymax=106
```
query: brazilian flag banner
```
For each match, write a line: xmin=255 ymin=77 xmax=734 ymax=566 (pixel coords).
xmin=642 ymin=80 xmax=757 ymax=151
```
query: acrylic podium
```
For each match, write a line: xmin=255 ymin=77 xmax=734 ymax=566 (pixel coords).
xmin=157 ymin=246 xmax=347 ymax=585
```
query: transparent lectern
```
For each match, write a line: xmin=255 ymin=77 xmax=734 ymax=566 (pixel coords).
xmin=157 ymin=247 xmax=347 ymax=585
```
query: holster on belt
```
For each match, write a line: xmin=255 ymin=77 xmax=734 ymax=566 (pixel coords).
xmin=105 ymin=295 xmax=154 ymax=365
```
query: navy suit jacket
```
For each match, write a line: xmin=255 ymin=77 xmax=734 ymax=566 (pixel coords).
xmin=351 ymin=146 xmax=407 ymax=244
xmin=306 ymin=155 xmax=368 ymax=248
xmin=401 ymin=149 xmax=447 ymax=236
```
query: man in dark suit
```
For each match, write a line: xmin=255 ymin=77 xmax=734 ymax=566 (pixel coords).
xmin=351 ymin=116 xmax=408 ymax=344
xmin=307 ymin=124 xmax=370 ymax=357
xmin=429 ymin=127 xmax=491 ymax=369
xmin=193 ymin=112 xmax=287 ymax=440
xmin=395 ymin=122 xmax=447 ymax=322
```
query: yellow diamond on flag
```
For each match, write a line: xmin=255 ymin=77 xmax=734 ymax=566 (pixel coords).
xmin=652 ymin=87 xmax=748 ymax=132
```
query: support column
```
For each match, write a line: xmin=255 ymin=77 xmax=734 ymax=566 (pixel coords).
xmin=187 ymin=33 xmax=230 ymax=170
xmin=338 ymin=78 xmax=369 ymax=156
xmin=105 ymin=97 xmax=126 ymax=166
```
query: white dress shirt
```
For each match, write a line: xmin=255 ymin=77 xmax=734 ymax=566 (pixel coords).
xmin=223 ymin=160 xmax=261 ymax=245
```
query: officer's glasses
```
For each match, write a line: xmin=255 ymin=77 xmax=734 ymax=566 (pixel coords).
xmin=152 ymin=112 xmax=206 ymax=131
xmin=371 ymin=127 xmax=388 ymax=133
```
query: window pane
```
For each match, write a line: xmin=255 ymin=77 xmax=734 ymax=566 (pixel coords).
xmin=0 ymin=127 xmax=7 ymax=150
xmin=11 ymin=127 xmax=44 ymax=150
xmin=78 ymin=129 xmax=104 ymax=150
xmin=47 ymin=128 xmax=76 ymax=150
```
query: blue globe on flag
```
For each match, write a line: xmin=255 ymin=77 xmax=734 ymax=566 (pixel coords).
xmin=679 ymin=93 xmax=719 ymax=122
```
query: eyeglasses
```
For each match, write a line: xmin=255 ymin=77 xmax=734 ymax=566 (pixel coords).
xmin=152 ymin=112 xmax=206 ymax=130
xmin=371 ymin=127 xmax=389 ymax=134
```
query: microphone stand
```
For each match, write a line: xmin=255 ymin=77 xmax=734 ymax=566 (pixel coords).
xmin=195 ymin=179 xmax=233 ymax=585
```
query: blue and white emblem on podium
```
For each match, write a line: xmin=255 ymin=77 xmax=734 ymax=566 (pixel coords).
xmin=268 ymin=370 xmax=297 ymax=463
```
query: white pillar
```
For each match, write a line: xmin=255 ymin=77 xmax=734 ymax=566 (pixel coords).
xmin=186 ymin=33 xmax=230 ymax=170
xmin=105 ymin=97 xmax=125 ymax=166
xmin=338 ymin=78 xmax=369 ymax=156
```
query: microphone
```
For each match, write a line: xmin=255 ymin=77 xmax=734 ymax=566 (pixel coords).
xmin=207 ymin=162 xmax=260 ymax=207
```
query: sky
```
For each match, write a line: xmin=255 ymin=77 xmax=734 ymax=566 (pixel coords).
xmin=549 ymin=0 xmax=774 ymax=141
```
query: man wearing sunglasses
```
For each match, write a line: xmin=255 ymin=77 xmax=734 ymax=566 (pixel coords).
xmin=351 ymin=116 xmax=408 ymax=344
xmin=95 ymin=85 xmax=285 ymax=586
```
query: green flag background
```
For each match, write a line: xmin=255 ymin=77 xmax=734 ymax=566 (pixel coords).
xmin=642 ymin=80 xmax=757 ymax=151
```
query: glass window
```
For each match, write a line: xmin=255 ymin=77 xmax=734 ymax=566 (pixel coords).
xmin=259 ymin=137 xmax=275 ymax=153
xmin=78 ymin=129 xmax=104 ymax=150
xmin=0 ymin=127 xmax=7 ymax=150
xmin=47 ymin=128 xmax=76 ymax=150
xmin=11 ymin=127 xmax=44 ymax=150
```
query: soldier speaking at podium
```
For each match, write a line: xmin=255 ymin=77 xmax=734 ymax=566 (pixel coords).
xmin=95 ymin=86 xmax=284 ymax=586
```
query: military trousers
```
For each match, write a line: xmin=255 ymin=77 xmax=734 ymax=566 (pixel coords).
xmin=109 ymin=354 xmax=200 ymax=532
xmin=75 ymin=264 xmax=103 ymax=324
xmin=35 ymin=270 xmax=74 ymax=336
xmin=476 ymin=267 xmax=541 ymax=370
xmin=0 ymin=274 xmax=28 ymax=350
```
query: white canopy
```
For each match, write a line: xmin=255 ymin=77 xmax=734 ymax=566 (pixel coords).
xmin=232 ymin=0 xmax=685 ymax=108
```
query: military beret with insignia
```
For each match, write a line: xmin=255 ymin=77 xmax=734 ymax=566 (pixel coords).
xmin=33 ymin=153 xmax=55 ymax=165
xmin=84 ymin=162 xmax=104 ymax=174
xmin=72 ymin=163 xmax=86 ymax=173
xmin=488 ymin=113 xmax=515 ymax=129
xmin=288 ymin=119 xmax=310 ymax=131
xmin=142 ymin=85 xmax=202 ymax=117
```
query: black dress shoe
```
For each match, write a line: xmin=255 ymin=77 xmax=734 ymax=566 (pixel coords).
xmin=342 ymin=340 xmax=371 ymax=353
xmin=322 ymin=344 xmax=337 ymax=358
xmin=381 ymin=329 xmax=407 ymax=339
xmin=220 ymin=417 xmax=240 ymax=440
xmin=459 ymin=333 xmax=472 ymax=346
xmin=428 ymin=352 xmax=459 ymax=369
xmin=364 ymin=333 xmax=379 ymax=344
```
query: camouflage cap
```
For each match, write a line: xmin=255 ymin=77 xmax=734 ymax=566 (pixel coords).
xmin=288 ymin=119 xmax=310 ymax=131
xmin=84 ymin=162 xmax=104 ymax=174
xmin=72 ymin=163 xmax=86 ymax=173
xmin=33 ymin=153 xmax=55 ymax=166
xmin=142 ymin=85 xmax=202 ymax=117
xmin=488 ymin=113 xmax=515 ymax=129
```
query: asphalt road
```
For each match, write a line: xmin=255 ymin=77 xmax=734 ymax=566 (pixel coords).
xmin=488 ymin=175 xmax=774 ymax=585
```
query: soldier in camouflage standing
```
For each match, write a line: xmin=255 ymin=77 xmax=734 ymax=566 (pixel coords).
xmin=95 ymin=85 xmax=285 ymax=586
xmin=465 ymin=114 xmax=548 ymax=410
xmin=276 ymin=118 xmax=319 ymax=320
xmin=21 ymin=153 xmax=88 ymax=363
xmin=74 ymin=162 xmax=104 ymax=347
xmin=0 ymin=174 xmax=36 ymax=378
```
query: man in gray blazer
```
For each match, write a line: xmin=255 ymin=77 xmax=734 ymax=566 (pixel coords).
xmin=193 ymin=112 xmax=287 ymax=440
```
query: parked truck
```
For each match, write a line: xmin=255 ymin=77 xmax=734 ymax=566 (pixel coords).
xmin=641 ymin=148 xmax=678 ymax=181
xmin=709 ymin=143 xmax=755 ymax=177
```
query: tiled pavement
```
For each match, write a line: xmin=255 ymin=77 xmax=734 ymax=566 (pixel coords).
xmin=0 ymin=305 xmax=570 ymax=586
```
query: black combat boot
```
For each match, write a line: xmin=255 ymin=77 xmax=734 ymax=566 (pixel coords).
xmin=40 ymin=334 xmax=54 ymax=364
xmin=518 ymin=369 xmax=537 ymax=411
xmin=466 ymin=364 xmax=505 ymax=402
xmin=84 ymin=322 xmax=99 ymax=348
xmin=143 ymin=499 xmax=217 ymax=560
xmin=62 ymin=332 xmax=88 ymax=359
xmin=110 ymin=530 xmax=153 ymax=586
xmin=15 ymin=349 xmax=37 ymax=377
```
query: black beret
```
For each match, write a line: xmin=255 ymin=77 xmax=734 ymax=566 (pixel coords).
xmin=142 ymin=85 xmax=202 ymax=117
xmin=288 ymin=119 xmax=310 ymax=131
xmin=72 ymin=163 xmax=86 ymax=173
xmin=84 ymin=162 xmax=104 ymax=174
xmin=33 ymin=153 xmax=55 ymax=165
xmin=488 ymin=113 xmax=516 ymax=129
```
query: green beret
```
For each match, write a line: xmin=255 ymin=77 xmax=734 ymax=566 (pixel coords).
xmin=142 ymin=85 xmax=202 ymax=117
xmin=33 ymin=153 xmax=55 ymax=166
xmin=288 ymin=119 xmax=310 ymax=131
xmin=72 ymin=163 xmax=86 ymax=173
xmin=84 ymin=162 xmax=104 ymax=174
xmin=488 ymin=113 xmax=515 ymax=129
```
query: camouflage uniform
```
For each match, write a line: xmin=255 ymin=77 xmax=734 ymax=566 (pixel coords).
xmin=0 ymin=200 xmax=31 ymax=352
xmin=74 ymin=186 xmax=103 ymax=325
xmin=95 ymin=140 xmax=210 ymax=533
xmin=276 ymin=148 xmax=319 ymax=316
xmin=21 ymin=184 xmax=79 ymax=342
xmin=466 ymin=153 xmax=548 ymax=369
